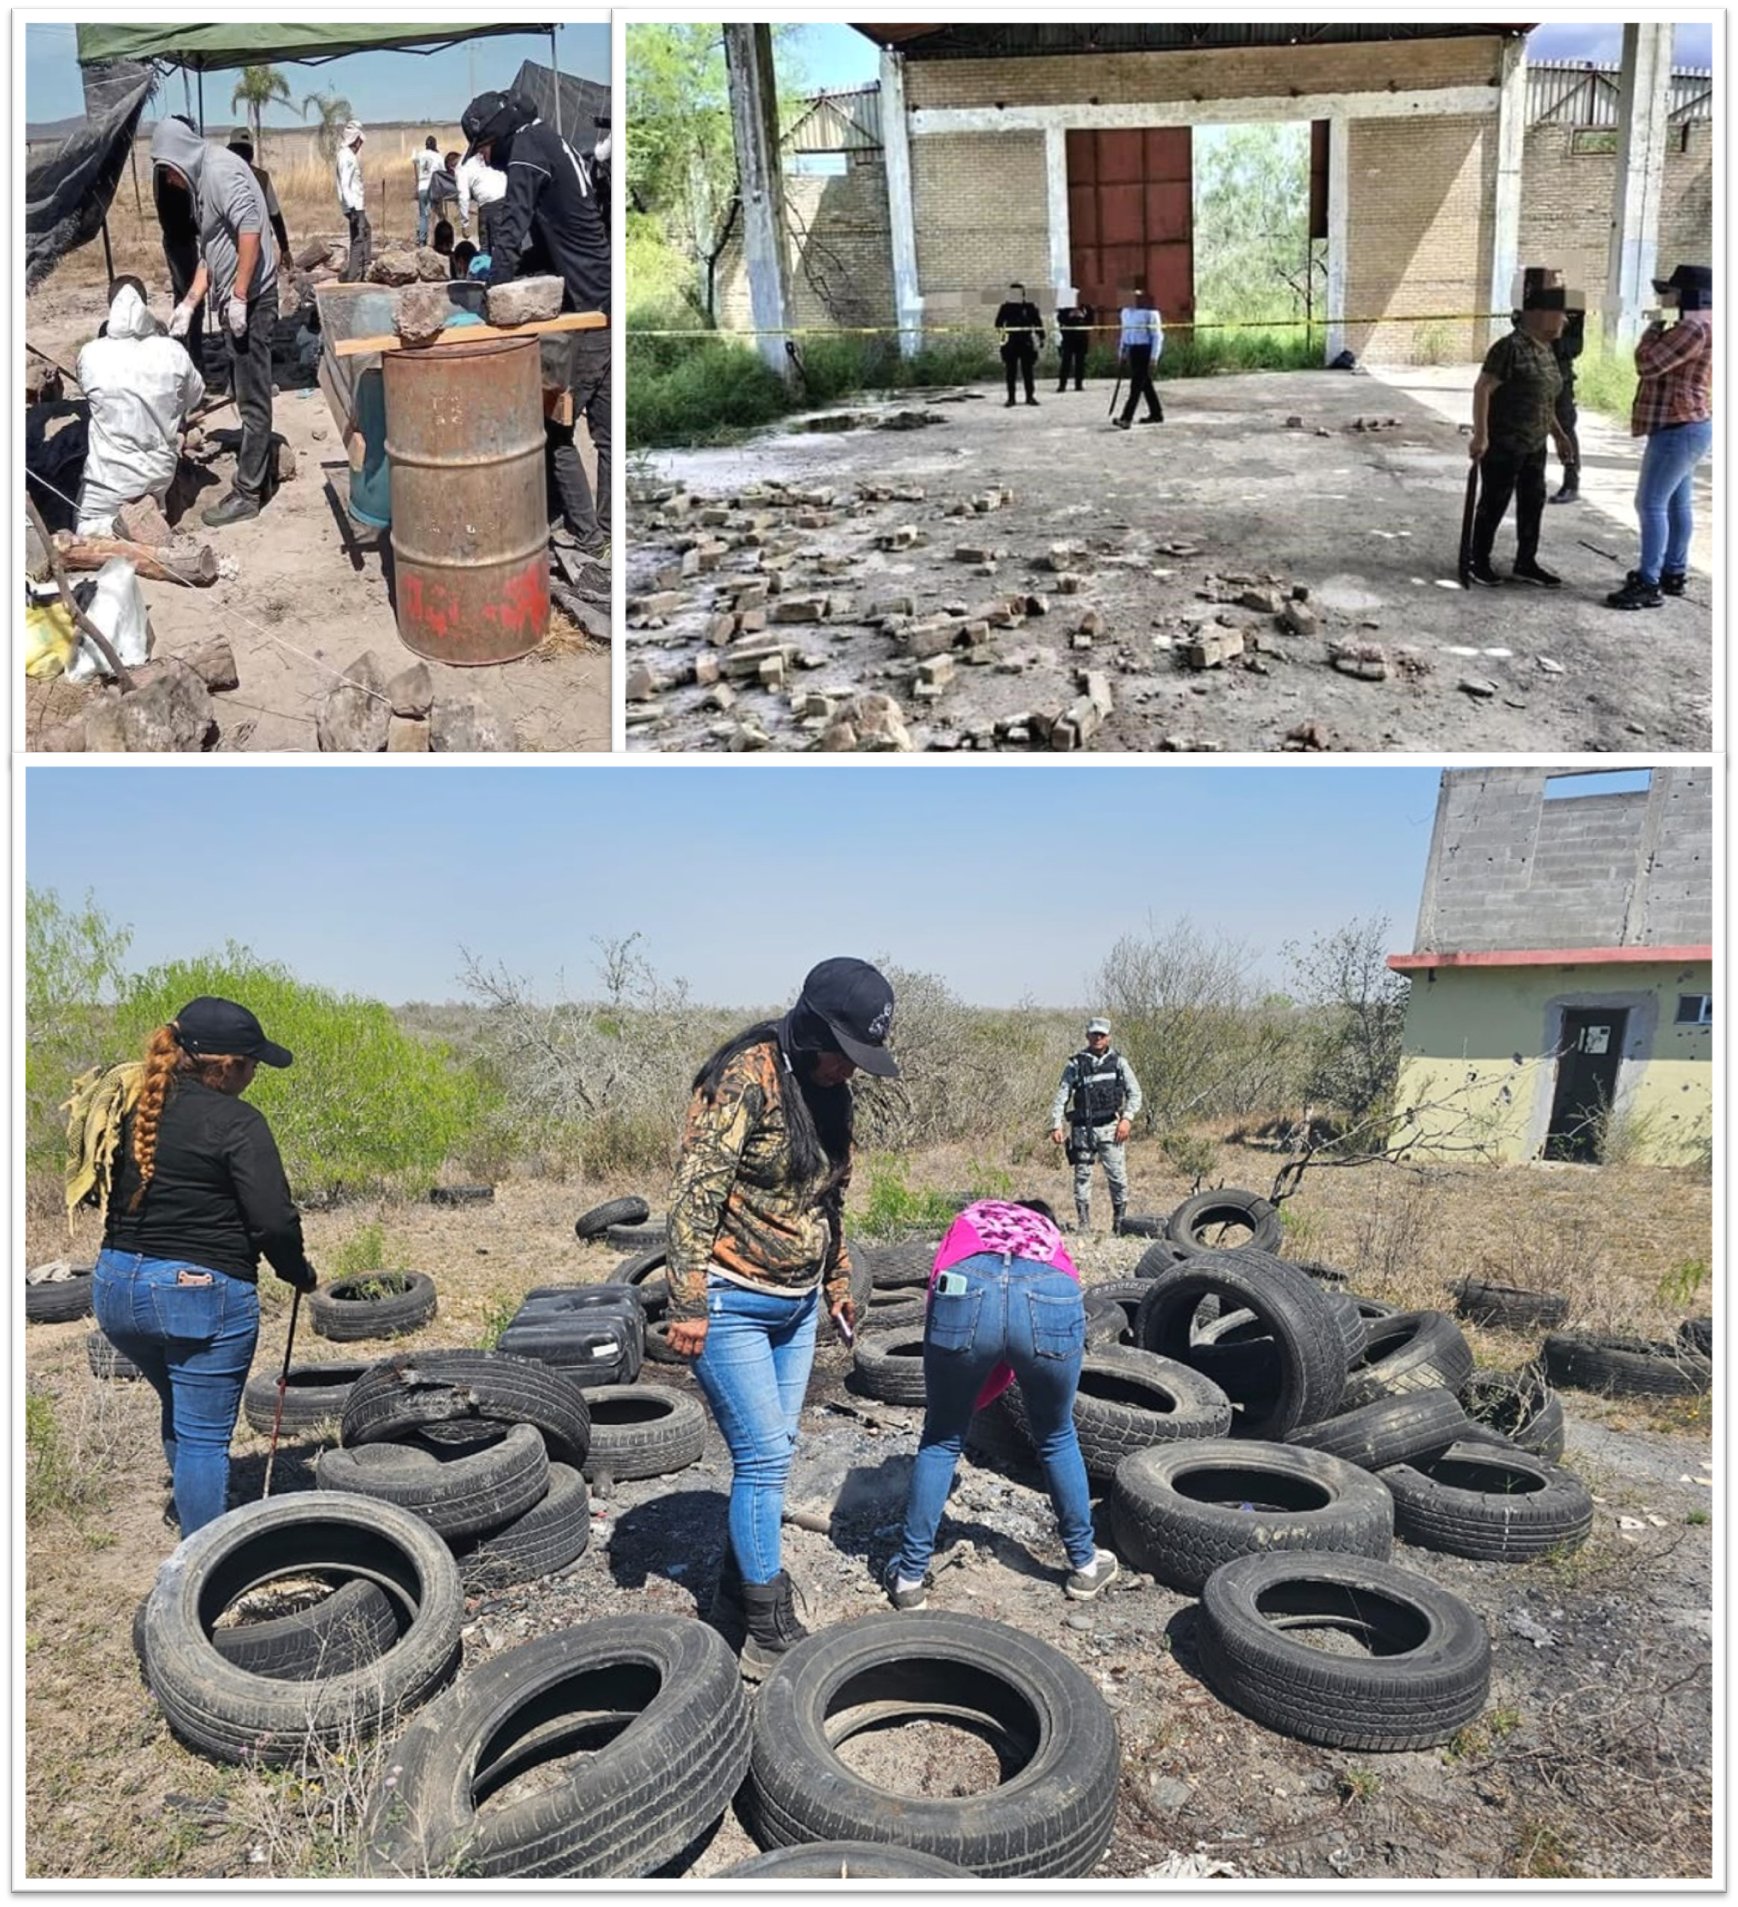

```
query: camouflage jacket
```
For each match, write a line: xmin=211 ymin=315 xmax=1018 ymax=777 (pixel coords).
xmin=666 ymin=1038 xmax=852 ymax=1323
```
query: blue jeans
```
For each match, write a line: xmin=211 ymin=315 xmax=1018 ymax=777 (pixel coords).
xmin=1635 ymin=417 xmax=1712 ymax=582
xmin=693 ymin=1276 xmax=818 ymax=1583
xmin=415 ymin=189 xmax=431 ymax=247
xmin=93 ymin=1249 xmax=260 ymax=1534
xmin=896 ymin=1252 xmax=1095 ymax=1581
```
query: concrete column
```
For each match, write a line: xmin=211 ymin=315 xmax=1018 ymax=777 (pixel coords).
xmin=1324 ymin=114 xmax=1350 ymax=363
xmin=1487 ymin=38 xmax=1526 ymax=345
xmin=1604 ymin=22 xmax=1672 ymax=344
xmin=724 ymin=23 xmax=794 ymax=380
xmin=880 ymin=45 xmax=923 ymax=356
xmin=1045 ymin=125 xmax=1072 ymax=302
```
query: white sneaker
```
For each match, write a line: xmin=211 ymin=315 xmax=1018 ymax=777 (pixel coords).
xmin=1065 ymin=1549 xmax=1120 ymax=1601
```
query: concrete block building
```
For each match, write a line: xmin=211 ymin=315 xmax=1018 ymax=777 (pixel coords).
xmin=720 ymin=24 xmax=1709 ymax=364
xmin=1389 ymin=767 xmax=1713 ymax=1167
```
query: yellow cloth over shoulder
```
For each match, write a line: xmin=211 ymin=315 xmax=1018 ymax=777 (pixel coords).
xmin=63 ymin=1061 xmax=144 ymax=1224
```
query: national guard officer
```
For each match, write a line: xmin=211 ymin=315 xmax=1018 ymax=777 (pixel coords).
xmin=1048 ymin=1017 xmax=1144 ymax=1233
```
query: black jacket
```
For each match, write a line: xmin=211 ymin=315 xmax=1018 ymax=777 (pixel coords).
xmin=104 ymin=1078 xmax=313 ymax=1286
xmin=995 ymin=300 xmax=1044 ymax=352
xmin=486 ymin=118 xmax=609 ymax=316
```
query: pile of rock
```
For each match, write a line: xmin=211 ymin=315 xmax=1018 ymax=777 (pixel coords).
xmin=314 ymin=651 xmax=514 ymax=753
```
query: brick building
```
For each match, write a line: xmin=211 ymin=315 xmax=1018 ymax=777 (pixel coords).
xmin=720 ymin=26 xmax=1710 ymax=364
xmin=1388 ymin=767 xmax=1713 ymax=1167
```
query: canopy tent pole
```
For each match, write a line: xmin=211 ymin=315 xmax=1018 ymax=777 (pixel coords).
xmin=550 ymin=26 xmax=562 ymax=136
xmin=182 ymin=68 xmax=192 ymax=116
xmin=131 ymin=144 xmax=143 ymax=216
xmin=196 ymin=68 xmax=204 ymax=134
xmin=100 ymin=216 xmax=114 ymax=281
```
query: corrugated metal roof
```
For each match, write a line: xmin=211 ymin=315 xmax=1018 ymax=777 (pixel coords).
xmin=853 ymin=24 xmax=1534 ymax=57
xmin=1528 ymin=60 xmax=1714 ymax=126
xmin=786 ymin=85 xmax=883 ymax=153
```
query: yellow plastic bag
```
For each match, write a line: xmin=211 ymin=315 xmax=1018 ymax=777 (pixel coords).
xmin=24 ymin=598 xmax=77 ymax=679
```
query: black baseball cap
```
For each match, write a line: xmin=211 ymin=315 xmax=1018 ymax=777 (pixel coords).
xmin=798 ymin=959 xmax=898 ymax=1077
xmin=461 ymin=89 xmax=530 ymax=160
xmin=175 ymin=997 xmax=293 ymax=1068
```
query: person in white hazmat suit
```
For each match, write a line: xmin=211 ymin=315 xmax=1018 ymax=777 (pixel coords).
xmin=74 ymin=278 xmax=206 ymax=536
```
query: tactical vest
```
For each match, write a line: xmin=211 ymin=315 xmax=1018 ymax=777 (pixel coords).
xmin=1070 ymin=1049 xmax=1126 ymax=1125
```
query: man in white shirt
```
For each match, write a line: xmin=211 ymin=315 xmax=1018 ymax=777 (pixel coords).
xmin=412 ymin=136 xmax=440 ymax=247
xmin=1113 ymin=289 xmax=1165 ymax=430
xmin=336 ymin=121 xmax=370 ymax=281
xmin=456 ymin=149 xmax=508 ymax=251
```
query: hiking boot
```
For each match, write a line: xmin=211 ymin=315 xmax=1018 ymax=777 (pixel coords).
xmin=1660 ymin=569 xmax=1688 ymax=597
xmin=1075 ymin=1201 xmax=1091 ymax=1232
xmin=1065 ymin=1550 xmax=1121 ymax=1602
xmin=883 ymin=1559 xmax=930 ymax=1611
xmin=1605 ymin=571 xmax=1663 ymax=611
xmin=1138 ymin=412 xmax=1165 ymax=424
xmin=1025 ymin=396 xmax=1040 ymax=407
xmin=1549 ymin=470 xmax=1580 ymax=504
xmin=740 ymin=1569 xmax=809 ymax=1681
xmin=704 ymin=1549 xmax=747 ymax=1648
xmin=1111 ymin=1204 xmax=1127 ymax=1236
xmin=201 ymin=489 xmax=261 ymax=528
xmin=1510 ymin=559 xmax=1561 ymax=588
xmin=1464 ymin=559 xmax=1502 ymax=588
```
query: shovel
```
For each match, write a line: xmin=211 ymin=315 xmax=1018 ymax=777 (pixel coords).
xmin=1458 ymin=457 xmax=1481 ymax=587
xmin=261 ymin=1287 xmax=304 ymax=1498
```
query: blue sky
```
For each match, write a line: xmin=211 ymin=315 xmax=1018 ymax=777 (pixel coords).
xmin=789 ymin=21 xmax=1714 ymax=91
xmin=25 ymin=23 xmax=608 ymax=128
xmin=26 ymin=766 xmax=1444 ymax=1007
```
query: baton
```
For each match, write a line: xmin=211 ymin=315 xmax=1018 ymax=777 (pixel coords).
xmin=1108 ymin=372 xmax=1123 ymax=420
xmin=261 ymin=1287 xmax=303 ymax=1499
xmin=1458 ymin=458 xmax=1481 ymax=588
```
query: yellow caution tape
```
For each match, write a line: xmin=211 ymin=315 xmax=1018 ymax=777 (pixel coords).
xmin=629 ymin=310 xmax=1508 ymax=340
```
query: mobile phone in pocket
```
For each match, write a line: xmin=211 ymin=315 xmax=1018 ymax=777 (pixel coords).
xmin=933 ymin=1270 xmax=970 ymax=1297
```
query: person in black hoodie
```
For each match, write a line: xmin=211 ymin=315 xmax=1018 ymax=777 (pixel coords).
xmin=93 ymin=999 xmax=317 ymax=1535
xmin=462 ymin=89 xmax=611 ymax=562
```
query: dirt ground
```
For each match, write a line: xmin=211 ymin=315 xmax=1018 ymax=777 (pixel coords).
xmin=625 ymin=363 xmax=1713 ymax=755
xmin=24 ymin=1149 xmax=1713 ymax=1880
xmin=23 ymin=269 xmax=609 ymax=754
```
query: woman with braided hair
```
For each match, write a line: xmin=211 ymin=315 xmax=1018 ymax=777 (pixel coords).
xmin=93 ymin=998 xmax=316 ymax=1535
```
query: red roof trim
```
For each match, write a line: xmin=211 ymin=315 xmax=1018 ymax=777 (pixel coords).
xmin=1388 ymin=946 xmax=1712 ymax=972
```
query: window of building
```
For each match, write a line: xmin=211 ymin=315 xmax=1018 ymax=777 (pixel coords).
xmin=1571 ymin=127 xmax=1620 ymax=155
xmin=1543 ymin=768 xmax=1652 ymax=801
xmin=1675 ymin=994 xmax=1712 ymax=1026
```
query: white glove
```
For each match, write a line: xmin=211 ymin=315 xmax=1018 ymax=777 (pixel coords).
xmin=226 ymin=295 xmax=249 ymax=338
xmin=168 ymin=301 xmax=195 ymax=340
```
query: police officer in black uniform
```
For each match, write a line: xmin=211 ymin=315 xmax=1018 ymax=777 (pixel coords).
xmin=994 ymin=282 xmax=1045 ymax=408
xmin=1056 ymin=286 xmax=1093 ymax=393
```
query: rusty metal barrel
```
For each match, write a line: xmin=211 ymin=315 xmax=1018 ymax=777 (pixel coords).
xmin=383 ymin=334 xmax=549 ymax=665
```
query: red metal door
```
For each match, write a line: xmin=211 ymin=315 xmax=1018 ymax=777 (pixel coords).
xmin=1067 ymin=127 xmax=1193 ymax=325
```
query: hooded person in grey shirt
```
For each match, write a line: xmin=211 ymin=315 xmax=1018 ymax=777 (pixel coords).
xmin=149 ymin=117 xmax=279 ymax=527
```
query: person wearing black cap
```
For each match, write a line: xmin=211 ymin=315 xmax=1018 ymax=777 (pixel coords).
xmin=461 ymin=88 xmax=611 ymax=561
xmin=91 ymin=999 xmax=317 ymax=1537
xmin=993 ymin=283 xmax=1045 ymax=407
xmin=665 ymin=958 xmax=897 ymax=1678
xmin=1466 ymin=271 xmax=1576 ymax=588
xmin=1606 ymin=263 xmax=1713 ymax=611
xmin=227 ymin=127 xmax=292 ymax=267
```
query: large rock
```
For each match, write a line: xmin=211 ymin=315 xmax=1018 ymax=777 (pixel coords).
xmin=430 ymin=695 xmax=509 ymax=752
xmin=365 ymin=253 xmax=420 ymax=287
xmin=485 ymin=276 xmax=565 ymax=327
xmin=386 ymin=714 xmax=430 ymax=752
xmin=181 ymin=636 xmax=240 ymax=693
xmin=81 ymin=659 xmax=215 ymax=753
xmin=386 ymin=661 xmax=434 ymax=718
xmin=115 ymin=497 xmax=174 ymax=546
xmin=394 ymin=283 xmax=455 ymax=348
xmin=316 ymin=650 xmax=391 ymax=752
xmin=414 ymin=247 xmax=451 ymax=283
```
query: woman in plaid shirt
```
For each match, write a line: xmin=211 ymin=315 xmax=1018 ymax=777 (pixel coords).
xmin=1607 ymin=264 xmax=1713 ymax=611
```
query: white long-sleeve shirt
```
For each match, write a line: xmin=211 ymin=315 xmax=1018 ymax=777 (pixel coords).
xmin=336 ymin=142 xmax=366 ymax=214
xmin=456 ymin=153 xmax=507 ymax=228
xmin=412 ymin=147 xmax=439 ymax=193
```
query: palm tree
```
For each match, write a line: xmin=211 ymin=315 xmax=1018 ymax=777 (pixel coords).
xmin=301 ymin=88 xmax=355 ymax=164
xmin=231 ymin=63 xmax=292 ymax=156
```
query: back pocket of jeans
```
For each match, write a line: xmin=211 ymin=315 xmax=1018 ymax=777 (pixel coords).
xmin=926 ymin=1287 xmax=983 ymax=1354
xmin=1026 ymin=1290 xmax=1084 ymax=1360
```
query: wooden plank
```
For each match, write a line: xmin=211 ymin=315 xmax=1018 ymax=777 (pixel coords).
xmin=333 ymin=311 xmax=608 ymax=358
xmin=51 ymin=531 xmax=218 ymax=587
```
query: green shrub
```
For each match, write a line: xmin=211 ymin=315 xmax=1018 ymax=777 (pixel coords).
xmin=859 ymin=1157 xmax=960 ymax=1240
xmin=626 ymin=335 xmax=789 ymax=446
xmin=1572 ymin=334 xmax=1639 ymax=424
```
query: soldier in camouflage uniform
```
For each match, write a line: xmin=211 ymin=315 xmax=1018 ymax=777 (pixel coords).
xmin=1049 ymin=1017 xmax=1143 ymax=1233
xmin=666 ymin=957 xmax=897 ymax=1679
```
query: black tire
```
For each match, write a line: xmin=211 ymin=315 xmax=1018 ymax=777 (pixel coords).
xmin=1381 ymin=1440 xmax=1594 ymax=1561
xmin=1285 ymin=1388 xmax=1470 ymax=1472
xmin=1194 ymin=1292 xmax=1364 ymax=1373
xmin=211 ymin=1578 xmax=401 ymax=1682
xmin=1002 ymin=1346 xmax=1233 ymax=1484
xmin=1679 ymin=1316 xmax=1713 ymax=1359
xmin=1340 ymin=1310 xmax=1474 ymax=1413
xmin=317 ymin=1422 xmax=549 ymax=1539
xmin=853 ymin=1332 xmax=928 ymax=1407
xmin=865 ymin=1239 xmax=937 ymax=1290
xmin=1542 ymin=1330 xmax=1713 ymax=1399
xmin=1286 ymin=1258 xmax=1352 ymax=1286
xmin=242 ymin=1360 xmax=372 ymax=1435
xmin=140 ymin=1494 xmax=463 ymax=1764
xmin=25 ymin=1268 xmax=95 ymax=1323
xmin=862 ymin=1286 xmax=928 ymax=1333
xmin=1109 ymin=1439 xmax=1393 ymax=1595
xmin=428 ymin=1184 xmax=494 ymax=1207
xmin=1082 ymin=1289 xmax=1127 ymax=1348
xmin=497 ymin=1310 xmax=643 ymax=1390
xmin=1327 ymin=1290 xmax=1369 ymax=1365
xmin=723 ymin=1843 xmax=970 ymax=1878
xmin=745 ymin=1611 xmax=1118 ymax=1878
xmin=87 ymin=1329 xmax=144 ymax=1380
xmin=1134 ymin=1252 xmax=1345 ymax=1437
xmin=341 ymin=1350 xmax=592 ymax=1470
xmin=1348 ymin=1294 xmax=1403 ymax=1324
xmin=642 ymin=1317 xmax=686 ymax=1366
xmin=605 ymin=1221 xmax=667 ymax=1252
xmin=1115 ymin=1214 xmax=1166 ymax=1239
xmin=575 ymin=1195 xmax=651 ymax=1240
xmin=1165 ymin=1188 xmax=1283 ymax=1254
xmin=309 ymin=1271 xmax=438 ymax=1343
xmin=362 ymin=1615 xmax=750 ymax=1878
xmin=451 ymin=1463 xmax=590 ymax=1592
xmin=616 ymin=1246 xmax=670 ymax=1319
xmin=1087 ymin=1279 xmax=1148 ymax=1345
xmin=1133 ymin=1240 xmax=1195 ymax=1279
xmin=1449 ymin=1277 xmax=1569 ymax=1331
xmin=1458 ymin=1366 xmax=1566 ymax=1464
xmin=581 ymin=1384 xmax=705 ymax=1481
xmin=1197 ymin=1551 xmax=1491 ymax=1751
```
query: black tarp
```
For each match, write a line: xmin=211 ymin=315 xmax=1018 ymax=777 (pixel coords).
xmin=512 ymin=59 xmax=609 ymax=156
xmin=25 ymin=61 xmax=156 ymax=289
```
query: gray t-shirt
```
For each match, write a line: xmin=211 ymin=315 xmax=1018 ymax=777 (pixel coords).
xmin=149 ymin=117 xmax=277 ymax=304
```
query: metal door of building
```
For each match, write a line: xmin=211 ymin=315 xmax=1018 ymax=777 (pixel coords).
xmin=1543 ymin=1008 xmax=1628 ymax=1162
xmin=1066 ymin=128 xmax=1193 ymax=325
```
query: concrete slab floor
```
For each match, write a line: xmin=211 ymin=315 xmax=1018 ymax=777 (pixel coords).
xmin=627 ymin=364 xmax=1712 ymax=755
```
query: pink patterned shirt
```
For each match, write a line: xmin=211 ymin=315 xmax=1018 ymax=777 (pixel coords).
xmin=929 ymin=1200 xmax=1081 ymax=1408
